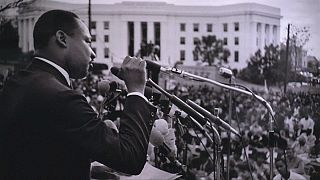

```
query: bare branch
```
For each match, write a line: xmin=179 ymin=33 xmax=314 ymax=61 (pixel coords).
xmin=0 ymin=0 xmax=24 ymax=13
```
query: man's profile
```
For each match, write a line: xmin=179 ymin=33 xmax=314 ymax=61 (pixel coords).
xmin=0 ymin=9 xmax=156 ymax=179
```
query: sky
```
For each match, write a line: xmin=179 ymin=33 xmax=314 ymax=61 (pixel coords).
xmin=2 ymin=0 xmax=319 ymax=58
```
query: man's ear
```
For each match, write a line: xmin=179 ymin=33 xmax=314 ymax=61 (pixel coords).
xmin=55 ymin=30 xmax=67 ymax=48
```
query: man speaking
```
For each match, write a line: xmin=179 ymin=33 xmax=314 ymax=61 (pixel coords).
xmin=0 ymin=10 xmax=156 ymax=179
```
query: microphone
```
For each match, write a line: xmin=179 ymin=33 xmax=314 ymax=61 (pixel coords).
xmin=97 ymin=80 xmax=120 ymax=95
xmin=147 ymin=79 xmax=207 ymax=127
xmin=219 ymin=67 xmax=233 ymax=79
xmin=97 ymin=80 xmax=158 ymax=99
xmin=149 ymin=119 xmax=185 ymax=171
xmin=186 ymin=100 xmax=240 ymax=137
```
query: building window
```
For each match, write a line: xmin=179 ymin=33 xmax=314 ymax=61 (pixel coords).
xmin=104 ymin=35 xmax=109 ymax=43
xmin=234 ymin=51 xmax=239 ymax=62
xmin=193 ymin=23 xmax=199 ymax=32
xmin=91 ymin=21 xmax=96 ymax=29
xmin=180 ymin=37 xmax=185 ymax=45
xmin=235 ymin=37 xmax=239 ymax=45
xmin=194 ymin=37 xmax=200 ymax=45
xmin=223 ymin=23 xmax=228 ymax=32
xmin=104 ymin=47 xmax=109 ymax=58
xmin=207 ymin=24 xmax=212 ymax=32
xmin=92 ymin=35 xmax=96 ymax=42
xmin=104 ymin=21 xmax=109 ymax=30
xmin=180 ymin=23 xmax=186 ymax=32
xmin=223 ymin=37 xmax=228 ymax=45
xmin=180 ymin=50 xmax=185 ymax=61
xmin=234 ymin=22 xmax=239 ymax=31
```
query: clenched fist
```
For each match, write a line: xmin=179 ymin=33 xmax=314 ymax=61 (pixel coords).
xmin=120 ymin=56 xmax=147 ymax=94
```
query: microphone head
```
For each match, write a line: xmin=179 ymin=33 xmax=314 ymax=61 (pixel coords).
xmin=150 ymin=128 xmax=164 ymax=146
xmin=153 ymin=119 xmax=169 ymax=136
xmin=97 ymin=80 xmax=118 ymax=95
xmin=110 ymin=67 xmax=121 ymax=79
xmin=97 ymin=80 xmax=110 ymax=96
xmin=219 ymin=67 xmax=233 ymax=79
xmin=109 ymin=81 xmax=118 ymax=92
xmin=145 ymin=60 xmax=161 ymax=73
xmin=144 ymin=86 xmax=153 ymax=100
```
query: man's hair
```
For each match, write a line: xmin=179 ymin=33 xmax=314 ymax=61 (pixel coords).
xmin=275 ymin=157 xmax=286 ymax=164
xmin=33 ymin=9 xmax=80 ymax=50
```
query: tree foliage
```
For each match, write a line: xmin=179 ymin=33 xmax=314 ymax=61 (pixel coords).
xmin=193 ymin=35 xmax=230 ymax=66
xmin=239 ymin=44 xmax=282 ymax=85
xmin=285 ymin=25 xmax=310 ymax=78
xmin=0 ymin=19 xmax=22 ymax=62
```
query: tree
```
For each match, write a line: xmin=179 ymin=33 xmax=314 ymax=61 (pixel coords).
xmin=193 ymin=35 xmax=230 ymax=66
xmin=0 ymin=0 xmax=23 ymax=13
xmin=284 ymin=25 xmax=310 ymax=80
xmin=239 ymin=44 xmax=281 ymax=85
xmin=0 ymin=19 xmax=22 ymax=62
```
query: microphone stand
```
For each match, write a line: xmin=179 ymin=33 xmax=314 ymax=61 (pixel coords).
xmin=147 ymin=79 xmax=221 ymax=179
xmin=162 ymin=68 xmax=276 ymax=179
xmin=209 ymin=124 xmax=222 ymax=180
xmin=147 ymin=79 xmax=214 ymax=145
xmin=226 ymin=76 xmax=232 ymax=180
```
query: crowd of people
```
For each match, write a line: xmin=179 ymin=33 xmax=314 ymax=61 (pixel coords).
xmin=68 ymin=73 xmax=320 ymax=179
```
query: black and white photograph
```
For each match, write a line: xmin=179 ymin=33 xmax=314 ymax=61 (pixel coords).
xmin=0 ymin=0 xmax=319 ymax=179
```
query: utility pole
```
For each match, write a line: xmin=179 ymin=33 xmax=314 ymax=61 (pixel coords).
xmin=88 ymin=0 xmax=92 ymax=35
xmin=284 ymin=24 xmax=290 ymax=94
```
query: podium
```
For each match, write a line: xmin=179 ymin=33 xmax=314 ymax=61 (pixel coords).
xmin=91 ymin=161 xmax=181 ymax=180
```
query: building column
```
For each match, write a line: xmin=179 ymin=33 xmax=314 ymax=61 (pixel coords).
xmin=147 ymin=21 xmax=154 ymax=44
xmin=251 ymin=22 xmax=257 ymax=51
xmin=134 ymin=21 xmax=141 ymax=56
xmin=268 ymin=24 xmax=272 ymax=46
xmin=28 ymin=18 xmax=34 ymax=51
xmin=276 ymin=25 xmax=280 ymax=45
xmin=22 ymin=18 xmax=28 ymax=53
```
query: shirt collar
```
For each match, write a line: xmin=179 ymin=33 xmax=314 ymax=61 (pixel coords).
xmin=34 ymin=57 xmax=71 ymax=86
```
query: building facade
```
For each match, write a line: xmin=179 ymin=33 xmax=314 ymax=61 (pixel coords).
xmin=17 ymin=0 xmax=281 ymax=70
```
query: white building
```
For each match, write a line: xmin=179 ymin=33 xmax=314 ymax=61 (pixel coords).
xmin=17 ymin=0 xmax=281 ymax=70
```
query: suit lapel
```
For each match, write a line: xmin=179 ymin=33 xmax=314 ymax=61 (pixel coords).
xmin=27 ymin=58 xmax=70 ymax=87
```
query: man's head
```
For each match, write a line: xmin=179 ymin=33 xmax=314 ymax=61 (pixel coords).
xmin=275 ymin=157 xmax=289 ymax=177
xmin=33 ymin=10 xmax=96 ymax=79
xmin=286 ymin=148 xmax=295 ymax=158
xmin=298 ymin=135 xmax=306 ymax=146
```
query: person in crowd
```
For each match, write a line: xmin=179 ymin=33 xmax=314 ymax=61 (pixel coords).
xmin=286 ymin=148 xmax=305 ymax=175
xmin=273 ymin=157 xmax=306 ymax=180
xmin=284 ymin=113 xmax=297 ymax=138
xmin=0 ymin=9 xmax=157 ymax=179
xmin=188 ymin=147 xmax=214 ymax=180
xmin=292 ymin=134 xmax=310 ymax=155
xmin=299 ymin=112 xmax=315 ymax=135
xmin=252 ymin=152 xmax=269 ymax=180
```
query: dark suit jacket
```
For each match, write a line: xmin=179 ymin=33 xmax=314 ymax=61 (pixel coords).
xmin=0 ymin=58 xmax=157 ymax=179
